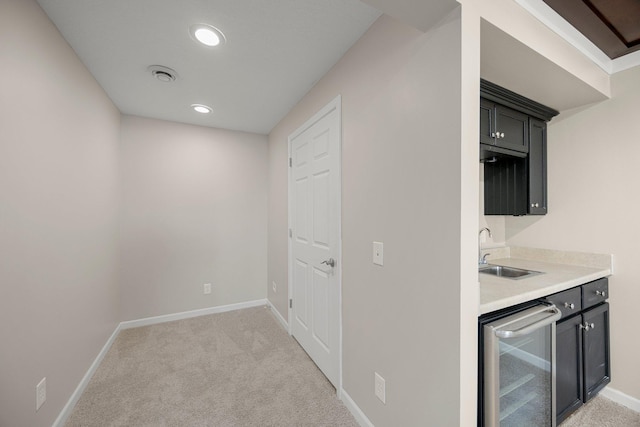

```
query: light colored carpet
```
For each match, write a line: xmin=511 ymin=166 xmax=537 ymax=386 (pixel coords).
xmin=65 ymin=306 xmax=358 ymax=427
xmin=561 ymin=395 xmax=640 ymax=426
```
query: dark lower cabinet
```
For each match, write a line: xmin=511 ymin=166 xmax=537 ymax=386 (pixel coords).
xmin=556 ymin=302 xmax=611 ymax=425
xmin=583 ymin=303 xmax=611 ymax=401
xmin=556 ymin=315 xmax=584 ymax=424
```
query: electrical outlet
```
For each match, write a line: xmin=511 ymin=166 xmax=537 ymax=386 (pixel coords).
xmin=36 ymin=377 xmax=46 ymax=411
xmin=272 ymin=281 xmax=277 ymax=292
xmin=373 ymin=242 xmax=384 ymax=266
xmin=203 ymin=283 xmax=211 ymax=294
xmin=374 ymin=372 xmax=386 ymax=404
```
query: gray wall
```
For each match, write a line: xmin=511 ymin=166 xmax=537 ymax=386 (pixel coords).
xmin=267 ymin=12 xmax=463 ymax=425
xmin=118 ymin=116 xmax=268 ymax=321
xmin=506 ymin=66 xmax=640 ymax=402
xmin=0 ymin=1 xmax=121 ymax=426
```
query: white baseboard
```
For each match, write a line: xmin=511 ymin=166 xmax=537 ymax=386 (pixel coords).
xmin=341 ymin=389 xmax=374 ymax=427
xmin=119 ymin=299 xmax=268 ymax=329
xmin=55 ymin=299 xmax=268 ymax=425
xmin=52 ymin=323 xmax=121 ymax=427
xmin=601 ymin=386 xmax=640 ymax=413
xmin=267 ymin=299 xmax=288 ymax=331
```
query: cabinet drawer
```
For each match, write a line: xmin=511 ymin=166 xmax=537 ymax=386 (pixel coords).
xmin=546 ymin=287 xmax=581 ymax=319
xmin=582 ymin=278 xmax=609 ymax=310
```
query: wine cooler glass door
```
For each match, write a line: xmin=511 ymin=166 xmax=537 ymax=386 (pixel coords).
xmin=484 ymin=304 xmax=561 ymax=427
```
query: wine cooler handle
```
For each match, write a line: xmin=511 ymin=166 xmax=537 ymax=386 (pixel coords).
xmin=495 ymin=306 xmax=562 ymax=338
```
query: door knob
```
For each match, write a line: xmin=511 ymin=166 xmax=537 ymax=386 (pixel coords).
xmin=321 ymin=258 xmax=336 ymax=268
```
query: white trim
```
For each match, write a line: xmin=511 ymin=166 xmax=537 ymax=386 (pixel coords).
xmin=52 ymin=324 xmax=121 ymax=427
xmin=54 ymin=299 xmax=270 ymax=425
xmin=514 ymin=0 xmax=611 ymax=74
xmin=267 ymin=298 xmax=289 ymax=331
xmin=611 ymin=50 xmax=640 ymax=74
xmin=287 ymin=127 xmax=294 ymax=337
xmin=287 ymin=95 xmax=343 ymax=394
xmin=341 ymin=389 xmax=374 ymax=427
xmin=600 ymin=386 xmax=640 ymax=413
xmin=119 ymin=299 xmax=268 ymax=329
xmin=515 ymin=0 xmax=640 ymax=75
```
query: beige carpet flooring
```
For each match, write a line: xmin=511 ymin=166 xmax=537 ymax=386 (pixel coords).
xmin=65 ymin=306 xmax=358 ymax=427
xmin=561 ymin=395 xmax=640 ymax=426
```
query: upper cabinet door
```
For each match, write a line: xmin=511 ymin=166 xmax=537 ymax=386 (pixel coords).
xmin=494 ymin=105 xmax=529 ymax=153
xmin=528 ymin=118 xmax=547 ymax=215
xmin=480 ymin=98 xmax=496 ymax=145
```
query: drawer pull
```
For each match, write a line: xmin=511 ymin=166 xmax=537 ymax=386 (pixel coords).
xmin=564 ymin=302 xmax=575 ymax=309
xmin=596 ymin=290 xmax=606 ymax=297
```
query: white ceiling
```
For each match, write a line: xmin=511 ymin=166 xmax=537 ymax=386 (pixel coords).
xmin=481 ymin=20 xmax=609 ymax=114
xmin=36 ymin=0 xmax=381 ymax=135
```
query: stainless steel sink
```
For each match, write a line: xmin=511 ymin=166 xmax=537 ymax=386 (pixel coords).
xmin=479 ymin=264 xmax=542 ymax=280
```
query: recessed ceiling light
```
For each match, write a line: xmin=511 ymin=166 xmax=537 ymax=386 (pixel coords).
xmin=189 ymin=24 xmax=226 ymax=47
xmin=191 ymin=104 xmax=212 ymax=114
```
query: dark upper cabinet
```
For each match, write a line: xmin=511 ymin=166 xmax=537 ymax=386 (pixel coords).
xmin=480 ymin=80 xmax=558 ymax=216
xmin=483 ymin=156 xmax=528 ymax=216
xmin=480 ymin=99 xmax=529 ymax=153
xmin=527 ymin=118 xmax=547 ymax=215
xmin=480 ymin=98 xmax=494 ymax=145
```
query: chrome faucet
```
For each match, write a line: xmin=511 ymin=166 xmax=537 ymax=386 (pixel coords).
xmin=479 ymin=227 xmax=492 ymax=265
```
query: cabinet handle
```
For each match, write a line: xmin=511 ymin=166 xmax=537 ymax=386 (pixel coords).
xmin=531 ymin=203 xmax=540 ymax=208
xmin=580 ymin=322 xmax=595 ymax=331
xmin=596 ymin=290 xmax=606 ymax=297
xmin=491 ymin=132 xmax=496 ymax=138
xmin=500 ymin=132 xmax=505 ymax=138
xmin=564 ymin=302 xmax=575 ymax=309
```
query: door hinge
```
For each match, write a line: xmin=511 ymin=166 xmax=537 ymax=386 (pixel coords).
xmin=289 ymin=298 xmax=293 ymax=308
xmin=289 ymin=228 xmax=292 ymax=238
xmin=289 ymin=157 xmax=292 ymax=167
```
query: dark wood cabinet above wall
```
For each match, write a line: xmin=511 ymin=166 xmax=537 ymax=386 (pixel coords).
xmin=480 ymin=80 xmax=558 ymax=216
xmin=480 ymin=99 xmax=529 ymax=154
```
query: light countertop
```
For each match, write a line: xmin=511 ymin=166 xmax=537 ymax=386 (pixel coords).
xmin=479 ymin=247 xmax=612 ymax=315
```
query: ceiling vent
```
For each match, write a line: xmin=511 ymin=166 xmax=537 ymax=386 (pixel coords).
xmin=148 ymin=65 xmax=178 ymax=83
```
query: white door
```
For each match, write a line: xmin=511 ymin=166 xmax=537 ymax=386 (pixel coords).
xmin=289 ymin=97 xmax=341 ymax=387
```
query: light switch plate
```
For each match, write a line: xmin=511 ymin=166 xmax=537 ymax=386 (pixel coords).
xmin=36 ymin=377 xmax=46 ymax=411
xmin=203 ymin=283 xmax=212 ymax=294
xmin=374 ymin=372 xmax=386 ymax=404
xmin=373 ymin=242 xmax=383 ymax=266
